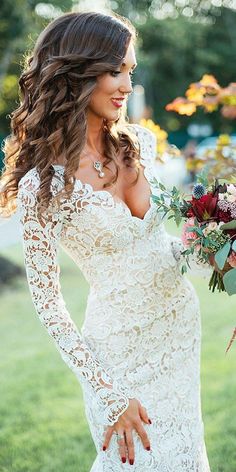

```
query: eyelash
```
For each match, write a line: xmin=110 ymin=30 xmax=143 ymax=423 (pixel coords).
xmin=110 ymin=71 xmax=135 ymax=79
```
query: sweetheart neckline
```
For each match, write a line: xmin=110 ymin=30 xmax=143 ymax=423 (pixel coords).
xmin=51 ymin=164 xmax=154 ymax=223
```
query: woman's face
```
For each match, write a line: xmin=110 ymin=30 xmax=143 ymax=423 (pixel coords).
xmin=88 ymin=41 xmax=137 ymax=122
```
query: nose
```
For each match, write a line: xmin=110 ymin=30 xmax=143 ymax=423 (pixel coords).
xmin=119 ymin=73 xmax=133 ymax=95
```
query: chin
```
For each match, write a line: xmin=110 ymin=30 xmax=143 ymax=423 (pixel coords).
xmin=103 ymin=110 xmax=121 ymax=122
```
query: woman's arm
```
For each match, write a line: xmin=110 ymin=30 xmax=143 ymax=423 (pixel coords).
xmin=133 ymin=125 xmax=212 ymax=277
xmin=17 ymin=170 xmax=130 ymax=426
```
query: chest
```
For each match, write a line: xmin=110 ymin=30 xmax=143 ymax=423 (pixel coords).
xmin=74 ymin=152 xmax=152 ymax=220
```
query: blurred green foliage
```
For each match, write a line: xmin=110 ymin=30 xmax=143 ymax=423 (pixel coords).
xmin=0 ymin=0 xmax=235 ymax=141
xmin=136 ymin=8 xmax=236 ymax=133
xmin=0 ymin=0 xmax=73 ymax=137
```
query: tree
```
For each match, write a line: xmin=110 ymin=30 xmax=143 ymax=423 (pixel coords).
xmin=135 ymin=7 xmax=236 ymax=133
xmin=0 ymin=0 xmax=73 ymax=136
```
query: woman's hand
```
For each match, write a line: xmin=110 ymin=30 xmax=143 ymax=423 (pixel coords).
xmin=102 ymin=398 xmax=152 ymax=465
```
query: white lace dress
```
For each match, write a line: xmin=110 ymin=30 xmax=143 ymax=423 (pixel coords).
xmin=17 ymin=124 xmax=211 ymax=471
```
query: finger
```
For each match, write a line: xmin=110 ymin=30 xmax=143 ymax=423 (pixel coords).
xmin=102 ymin=426 xmax=114 ymax=451
xmin=135 ymin=422 xmax=151 ymax=451
xmin=116 ymin=429 xmax=127 ymax=464
xmin=138 ymin=404 xmax=151 ymax=425
xmin=125 ymin=428 xmax=135 ymax=465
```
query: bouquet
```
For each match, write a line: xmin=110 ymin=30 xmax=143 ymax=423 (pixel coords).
xmin=150 ymin=172 xmax=236 ymax=352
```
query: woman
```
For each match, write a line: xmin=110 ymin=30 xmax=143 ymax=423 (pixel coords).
xmin=0 ymin=11 xmax=211 ymax=471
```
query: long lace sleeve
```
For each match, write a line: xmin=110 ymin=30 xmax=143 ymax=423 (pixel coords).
xmin=134 ymin=125 xmax=212 ymax=277
xmin=17 ymin=170 xmax=130 ymax=426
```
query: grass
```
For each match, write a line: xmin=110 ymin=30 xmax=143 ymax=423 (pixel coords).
xmin=0 ymin=221 xmax=236 ymax=471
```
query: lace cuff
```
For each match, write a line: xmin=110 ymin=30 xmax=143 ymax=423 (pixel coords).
xmin=103 ymin=381 xmax=131 ymax=425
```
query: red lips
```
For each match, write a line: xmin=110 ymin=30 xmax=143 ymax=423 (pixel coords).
xmin=111 ymin=98 xmax=125 ymax=108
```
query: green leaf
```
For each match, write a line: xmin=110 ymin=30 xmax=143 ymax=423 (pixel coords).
xmin=232 ymin=240 xmax=236 ymax=251
xmin=196 ymin=164 xmax=210 ymax=188
xmin=175 ymin=213 xmax=182 ymax=226
xmin=221 ymin=220 xmax=236 ymax=230
xmin=151 ymin=195 xmax=160 ymax=203
xmin=215 ymin=242 xmax=231 ymax=270
xmin=159 ymin=182 xmax=167 ymax=191
xmin=183 ymin=248 xmax=193 ymax=256
xmin=196 ymin=227 xmax=204 ymax=236
xmin=223 ymin=269 xmax=236 ymax=296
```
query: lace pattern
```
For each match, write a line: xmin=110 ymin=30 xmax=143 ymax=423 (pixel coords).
xmin=17 ymin=124 xmax=211 ymax=471
xmin=17 ymin=172 xmax=131 ymax=426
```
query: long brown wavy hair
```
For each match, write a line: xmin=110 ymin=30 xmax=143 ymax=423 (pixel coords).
xmin=0 ymin=11 xmax=141 ymax=217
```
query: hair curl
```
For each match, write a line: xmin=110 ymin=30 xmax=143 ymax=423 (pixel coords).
xmin=0 ymin=10 xmax=141 ymax=217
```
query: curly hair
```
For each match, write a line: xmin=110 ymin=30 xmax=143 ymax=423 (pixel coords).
xmin=0 ymin=10 xmax=141 ymax=217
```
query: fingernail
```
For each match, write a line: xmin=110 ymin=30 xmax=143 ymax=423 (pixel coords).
xmin=102 ymin=446 xmax=106 ymax=451
xmin=129 ymin=459 xmax=134 ymax=465
xmin=122 ymin=457 xmax=126 ymax=463
xmin=148 ymin=419 xmax=152 ymax=424
xmin=146 ymin=446 xmax=151 ymax=451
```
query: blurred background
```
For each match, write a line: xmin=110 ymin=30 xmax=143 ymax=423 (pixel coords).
xmin=0 ymin=1 xmax=236 ymax=471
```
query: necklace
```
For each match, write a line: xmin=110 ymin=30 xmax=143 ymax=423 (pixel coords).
xmin=81 ymin=148 xmax=105 ymax=178
xmin=93 ymin=160 xmax=105 ymax=178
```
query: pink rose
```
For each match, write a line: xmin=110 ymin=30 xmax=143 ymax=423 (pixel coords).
xmin=182 ymin=218 xmax=198 ymax=247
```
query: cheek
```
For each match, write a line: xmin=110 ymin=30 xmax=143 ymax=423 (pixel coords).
xmin=91 ymin=75 xmax=118 ymax=105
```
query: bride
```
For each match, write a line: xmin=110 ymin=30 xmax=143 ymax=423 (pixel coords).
xmin=0 ymin=10 xmax=211 ymax=471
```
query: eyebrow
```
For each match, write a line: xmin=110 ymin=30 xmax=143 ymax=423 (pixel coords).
xmin=122 ymin=62 xmax=137 ymax=69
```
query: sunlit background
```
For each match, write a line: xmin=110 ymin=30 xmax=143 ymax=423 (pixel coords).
xmin=0 ymin=1 xmax=236 ymax=471
xmin=1 ymin=0 xmax=236 ymax=243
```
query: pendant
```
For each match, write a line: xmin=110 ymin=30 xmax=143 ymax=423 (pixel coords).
xmin=94 ymin=160 xmax=105 ymax=178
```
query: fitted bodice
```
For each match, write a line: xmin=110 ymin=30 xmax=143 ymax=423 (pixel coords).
xmin=44 ymin=124 xmax=163 ymax=285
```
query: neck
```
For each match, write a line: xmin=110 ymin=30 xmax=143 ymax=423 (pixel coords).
xmin=85 ymin=109 xmax=105 ymax=154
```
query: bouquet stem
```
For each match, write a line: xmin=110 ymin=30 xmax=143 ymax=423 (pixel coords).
xmin=209 ymin=269 xmax=225 ymax=293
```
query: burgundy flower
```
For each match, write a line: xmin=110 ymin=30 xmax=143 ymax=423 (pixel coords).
xmin=216 ymin=209 xmax=231 ymax=223
xmin=187 ymin=207 xmax=195 ymax=218
xmin=189 ymin=193 xmax=218 ymax=222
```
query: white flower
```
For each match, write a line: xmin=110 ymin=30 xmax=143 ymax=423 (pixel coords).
xmin=208 ymin=222 xmax=218 ymax=231
xmin=227 ymin=184 xmax=236 ymax=196
xmin=218 ymin=193 xmax=225 ymax=200
xmin=203 ymin=222 xmax=218 ymax=236
xmin=226 ymin=193 xmax=236 ymax=203
xmin=202 ymin=227 xmax=210 ymax=237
